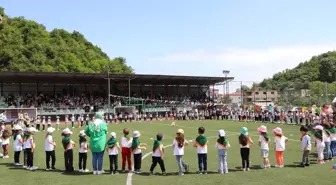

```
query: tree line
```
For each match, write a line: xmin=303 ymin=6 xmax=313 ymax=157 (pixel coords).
xmin=0 ymin=7 xmax=133 ymax=74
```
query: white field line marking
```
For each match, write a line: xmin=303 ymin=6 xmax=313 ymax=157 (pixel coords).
xmin=126 ymin=135 xmax=220 ymax=185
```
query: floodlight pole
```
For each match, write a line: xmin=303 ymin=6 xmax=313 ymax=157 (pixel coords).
xmin=222 ymin=70 xmax=230 ymax=96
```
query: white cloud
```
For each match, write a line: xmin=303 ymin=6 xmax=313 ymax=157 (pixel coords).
xmin=148 ymin=43 xmax=336 ymax=93
xmin=150 ymin=43 xmax=336 ymax=67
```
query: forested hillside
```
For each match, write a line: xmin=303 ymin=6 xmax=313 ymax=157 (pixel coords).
xmin=258 ymin=51 xmax=336 ymax=106
xmin=0 ymin=7 xmax=133 ymax=74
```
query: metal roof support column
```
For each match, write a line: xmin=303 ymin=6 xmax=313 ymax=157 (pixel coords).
xmin=19 ymin=83 xmax=22 ymax=96
xmin=0 ymin=82 xmax=3 ymax=96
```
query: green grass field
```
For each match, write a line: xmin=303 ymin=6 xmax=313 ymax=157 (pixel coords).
xmin=0 ymin=120 xmax=335 ymax=185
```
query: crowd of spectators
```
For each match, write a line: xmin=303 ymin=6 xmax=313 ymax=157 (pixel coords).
xmin=3 ymin=91 xmax=210 ymax=109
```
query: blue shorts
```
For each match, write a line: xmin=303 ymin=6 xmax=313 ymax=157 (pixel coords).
xmin=261 ymin=149 xmax=269 ymax=158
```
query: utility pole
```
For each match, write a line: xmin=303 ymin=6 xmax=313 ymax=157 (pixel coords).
xmin=241 ymin=80 xmax=243 ymax=106
xmin=108 ymin=68 xmax=111 ymax=109
xmin=325 ymin=82 xmax=328 ymax=104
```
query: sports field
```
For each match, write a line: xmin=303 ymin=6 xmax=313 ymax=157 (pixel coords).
xmin=0 ymin=120 xmax=334 ymax=185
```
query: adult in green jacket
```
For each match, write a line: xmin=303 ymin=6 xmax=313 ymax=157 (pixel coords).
xmin=85 ymin=112 xmax=107 ymax=175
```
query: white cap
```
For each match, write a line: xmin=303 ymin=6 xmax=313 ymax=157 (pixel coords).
xmin=314 ymin=125 xmax=324 ymax=131
xmin=28 ymin=127 xmax=37 ymax=133
xmin=109 ymin=132 xmax=116 ymax=138
xmin=62 ymin=128 xmax=73 ymax=135
xmin=13 ymin=125 xmax=23 ymax=130
xmin=218 ymin=129 xmax=226 ymax=137
xmin=79 ymin=130 xmax=86 ymax=136
xmin=133 ymin=130 xmax=140 ymax=138
xmin=47 ymin=127 xmax=55 ymax=133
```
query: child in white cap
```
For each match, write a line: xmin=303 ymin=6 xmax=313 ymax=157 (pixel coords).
xmin=62 ymin=128 xmax=75 ymax=172
xmin=273 ymin=127 xmax=288 ymax=168
xmin=23 ymin=127 xmax=38 ymax=170
xmin=78 ymin=130 xmax=89 ymax=173
xmin=216 ymin=129 xmax=230 ymax=174
xmin=45 ymin=127 xmax=56 ymax=170
xmin=314 ymin=125 xmax=325 ymax=164
xmin=12 ymin=125 xmax=23 ymax=165
xmin=150 ymin=133 xmax=166 ymax=175
xmin=56 ymin=116 xmax=60 ymax=130
xmin=173 ymin=129 xmax=189 ymax=176
xmin=106 ymin=132 xmax=120 ymax=174
xmin=257 ymin=125 xmax=271 ymax=169
xmin=131 ymin=130 xmax=146 ymax=173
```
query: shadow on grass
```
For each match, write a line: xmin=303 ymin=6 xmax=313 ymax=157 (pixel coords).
xmin=136 ymin=171 xmax=219 ymax=176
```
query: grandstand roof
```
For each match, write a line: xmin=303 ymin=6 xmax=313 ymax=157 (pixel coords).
xmin=0 ymin=72 xmax=233 ymax=86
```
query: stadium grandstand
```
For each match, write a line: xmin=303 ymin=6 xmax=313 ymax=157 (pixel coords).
xmin=0 ymin=72 xmax=233 ymax=121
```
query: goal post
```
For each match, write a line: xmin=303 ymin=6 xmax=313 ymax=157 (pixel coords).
xmin=0 ymin=108 xmax=37 ymax=123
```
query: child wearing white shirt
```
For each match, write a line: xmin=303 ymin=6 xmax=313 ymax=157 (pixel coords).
xmin=56 ymin=116 xmax=60 ymax=130
xmin=314 ymin=125 xmax=325 ymax=164
xmin=216 ymin=129 xmax=230 ymax=174
xmin=323 ymin=123 xmax=332 ymax=161
xmin=299 ymin=126 xmax=311 ymax=167
xmin=45 ymin=127 xmax=56 ymax=170
xmin=193 ymin=127 xmax=208 ymax=174
xmin=257 ymin=125 xmax=270 ymax=169
xmin=62 ymin=128 xmax=75 ymax=172
xmin=173 ymin=129 xmax=189 ymax=176
xmin=273 ymin=127 xmax=288 ymax=168
xmin=24 ymin=127 xmax=38 ymax=170
xmin=131 ymin=130 xmax=146 ymax=174
xmin=1 ymin=129 xmax=10 ymax=158
xmin=149 ymin=133 xmax=166 ymax=175
xmin=13 ymin=125 xmax=23 ymax=165
xmin=106 ymin=132 xmax=120 ymax=174
xmin=330 ymin=123 xmax=336 ymax=158
xmin=78 ymin=130 xmax=89 ymax=173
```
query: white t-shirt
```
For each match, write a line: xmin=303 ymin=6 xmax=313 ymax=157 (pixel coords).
xmin=315 ymin=134 xmax=325 ymax=148
xmin=108 ymin=143 xmax=119 ymax=155
xmin=13 ymin=135 xmax=23 ymax=151
xmin=331 ymin=132 xmax=336 ymax=141
xmin=45 ymin=135 xmax=55 ymax=151
xmin=216 ymin=140 xmax=230 ymax=150
xmin=79 ymin=142 xmax=88 ymax=153
xmin=301 ymin=135 xmax=312 ymax=151
xmin=65 ymin=140 xmax=75 ymax=150
xmin=173 ymin=139 xmax=185 ymax=155
xmin=152 ymin=143 xmax=163 ymax=157
xmin=23 ymin=137 xmax=33 ymax=149
xmin=133 ymin=146 xmax=142 ymax=154
xmin=274 ymin=136 xmax=288 ymax=151
xmin=2 ymin=138 xmax=9 ymax=145
xmin=195 ymin=142 xmax=208 ymax=154
xmin=323 ymin=130 xmax=331 ymax=142
xmin=259 ymin=135 xmax=269 ymax=150
xmin=121 ymin=136 xmax=133 ymax=148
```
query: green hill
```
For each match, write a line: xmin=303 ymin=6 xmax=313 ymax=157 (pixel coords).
xmin=0 ymin=7 xmax=133 ymax=74
xmin=259 ymin=51 xmax=336 ymax=90
xmin=258 ymin=51 xmax=336 ymax=106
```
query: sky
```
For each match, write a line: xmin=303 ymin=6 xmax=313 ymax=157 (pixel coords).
xmin=1 ymin=0 xmax=336 ymax=92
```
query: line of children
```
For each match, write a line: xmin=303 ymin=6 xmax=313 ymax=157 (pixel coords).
xmin=2 ymin=123 xmax=336 ymax=175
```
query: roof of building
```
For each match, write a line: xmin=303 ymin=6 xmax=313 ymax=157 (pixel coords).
xmin=0 ymin=72 xmax=233 ymax=86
